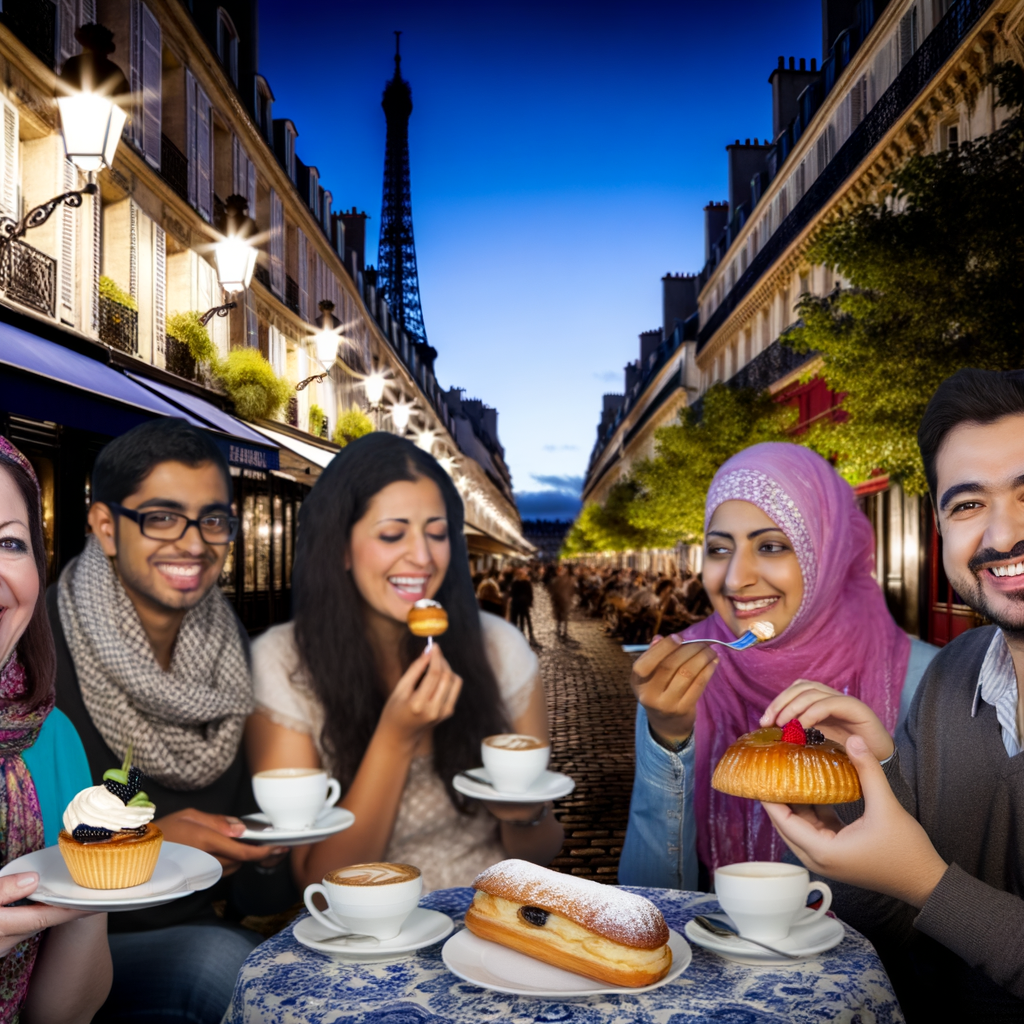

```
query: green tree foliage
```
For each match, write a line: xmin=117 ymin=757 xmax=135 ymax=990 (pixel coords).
xmin=99 ymin=276 xmax=137 ymax=311
xmin=785 ymin=63 xmax=1024 ymax=493
xmin=166 ymin=311 xmax=216 ymax=364
xmin=332 ymin=407 xmax=374 ymax=447
xmin=215 ymin=348 xmax=292 ymax=421
xmin=308 ymin=403 xmax=326 ymax=438
xmin=562 ymin=479 xmax=670 ymax=555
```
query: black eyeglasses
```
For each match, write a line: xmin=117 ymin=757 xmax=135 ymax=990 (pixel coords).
xmin=108 ymin=503 xmax=240 ymax=545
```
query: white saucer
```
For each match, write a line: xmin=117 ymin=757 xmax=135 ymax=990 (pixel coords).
xmin=452 ymin=768 xmax=575 ymax=803
xmin=0 ymin=842 xmax=221 ymax=912
xmin=238 ymin=806 xmax=355 ymax=846
xmin=441 ymin=926 xmax=691 ymax=997
xmin=685 ymin=913 xmax=845 ymax=965
xmin=293 ymin=908 xmax=454 ymax=961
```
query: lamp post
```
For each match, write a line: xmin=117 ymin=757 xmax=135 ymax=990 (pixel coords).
xmin=389 ymin=400 xmax=413 ymax=434
xmin=201 ymin=194 xmax=258 ymax=326
xmin=296 ymin=300 xmax=342 ymax=391
xmin=1 ymin=24 xmax=128 ymax=252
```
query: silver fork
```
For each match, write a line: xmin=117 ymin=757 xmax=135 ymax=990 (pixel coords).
xmin=622 ymin=624 xmax=771 ymax=655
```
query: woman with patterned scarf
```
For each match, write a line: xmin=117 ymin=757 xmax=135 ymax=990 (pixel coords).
xmin=0 ymin=436 xmax=110 ymax=1022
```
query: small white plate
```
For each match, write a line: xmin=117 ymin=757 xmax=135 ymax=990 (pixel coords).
xmin=452 ymin=769 xmax=575 ymax=803
xmin=0 ymin=842 xmax=221 ymax=912
xmin=238 ymin=806 xmax=356 ymax=846
xmin=441 ymin=926 xmax=691 ymax=997
xmin=685 ymin=913 xmax=845 ymax=965
xmin=293 ymin=908 xmax=454 ymax=961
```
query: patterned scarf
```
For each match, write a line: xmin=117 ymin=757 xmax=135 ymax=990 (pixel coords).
xmin=58 ymin=536 xmax=253 ymax=791
xmin=0 ymin=651 xmax=52 ymax=1021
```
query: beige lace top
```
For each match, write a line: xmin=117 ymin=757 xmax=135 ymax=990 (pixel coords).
xmin=251 ymin=612 xmax=540 ymax=892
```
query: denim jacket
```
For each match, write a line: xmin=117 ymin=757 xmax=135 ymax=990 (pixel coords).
xmin=618 ymin=636 xmax=939 ymax=891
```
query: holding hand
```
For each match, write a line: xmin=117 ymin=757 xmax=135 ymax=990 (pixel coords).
xmin=0 ymin=872 xmax=97 ymax=955
xmin=378 ymin=643 xmax=463 ymax=753
xmin=629 ymin=635 xmax=719 ymax=744
xmin=762 ymin=735 xmax=947 ymax=909
xmin=154 ymin=809 xmax=287 ymax=873
xmin=761 ymin=679 xmax=895 ymax=762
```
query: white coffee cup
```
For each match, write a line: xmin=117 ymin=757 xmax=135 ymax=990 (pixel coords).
xmin=252 ymin=768 xmax=341 ymax=830
xmin=480 ymin=733 xmax=550 ymax=794
xmin=304 ymin=863 xmax=422 ymax=940
xmin=714 ymin=861 xmax=833 ymax=942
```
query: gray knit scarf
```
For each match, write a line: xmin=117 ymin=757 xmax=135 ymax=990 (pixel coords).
xmin=58 ymin=536 xmax=253 ymax=791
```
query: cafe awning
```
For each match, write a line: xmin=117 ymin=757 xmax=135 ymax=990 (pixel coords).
xmin=250 ymin=424 xmax=338 ymax=472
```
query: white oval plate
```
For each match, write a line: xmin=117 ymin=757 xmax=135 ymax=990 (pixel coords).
xmin=0 ymin=842 xmax=221 ymax=912
xmin=441 ymin=926 xmax=690 ymax=997
xmin=238 ymin=806 xmax=356 ymax=846
xmin=452 ymin=769 xmax=575 ymax=804
xmin=293 ymin=908 xmax=453 ymax=961
xmin=684 ymin=913 xmax=845 ymax=965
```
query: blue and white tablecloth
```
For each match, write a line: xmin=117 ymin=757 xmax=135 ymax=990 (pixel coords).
xmin=223 ymin=886 xmax=904 ymax=1023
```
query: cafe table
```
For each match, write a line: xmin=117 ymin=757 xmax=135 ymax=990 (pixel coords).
xmin=222 ymin=886 xmax=904 ymax=1023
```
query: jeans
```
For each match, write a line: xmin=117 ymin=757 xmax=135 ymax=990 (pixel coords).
xmin=511 ymin=604 xmax=534 ymax=639
xmin=97 ymin=922 xmax=261 ymax=1023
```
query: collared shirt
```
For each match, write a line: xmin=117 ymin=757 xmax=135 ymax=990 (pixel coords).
xmin=972 ymin=629 xmax=1021 ymax=757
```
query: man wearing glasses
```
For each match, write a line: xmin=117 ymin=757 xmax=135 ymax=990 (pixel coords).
xmin=46 ymin=418 xmax=290 ymax=1023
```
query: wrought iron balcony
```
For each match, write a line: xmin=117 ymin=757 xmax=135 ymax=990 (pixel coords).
xmin=253 ymin=263 xmax=271 ymax=289
xmin=160 ymin=135 xmax=188 ymax=202
xmin=165 ymin=334 xmax=198 ymax=381
xmin=1 ymin=0 xmax=56 ymax=68
xmin=0 ymin=239 xmax=56 ymax=317
xmin=98 ymin=296 xmax=138 ymax=354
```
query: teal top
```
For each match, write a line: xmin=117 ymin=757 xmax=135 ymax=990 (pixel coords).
xmin=22 ymin=708 xmax=93 ymax=847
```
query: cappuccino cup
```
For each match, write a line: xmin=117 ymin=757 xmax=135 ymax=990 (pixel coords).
xmin=252 ymin=768 xmax=342 ymax=830
xmin=304 ymin=863 xmax=422 ymax=940
xmin=481 ymin=733 xmax=550 ymax=794
xmin=714 ymin=861 xmax=832 ymax=942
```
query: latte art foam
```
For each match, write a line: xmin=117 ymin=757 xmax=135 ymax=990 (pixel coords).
xmin=326 ymin=862 xmax=420 ymax=886
xmin=484 ymin=733 xmax=546 ymax=751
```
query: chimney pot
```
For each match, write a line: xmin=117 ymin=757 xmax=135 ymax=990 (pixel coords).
xmin=778 ymin=55 xmax=784 ymax=68
xmin=789 ymin=56 xmax=795 ymax=69
xmin=799 ymin=57 xmax=806 ymax=70
xmin=811 ymin=58 xmax=817 ymax=70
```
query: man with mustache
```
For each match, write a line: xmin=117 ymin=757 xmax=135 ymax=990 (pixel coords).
xmin=763 ymin=368 xmax=1024 ymax=1020
xmin=47 ymin=419 xmax=289 ymax=1023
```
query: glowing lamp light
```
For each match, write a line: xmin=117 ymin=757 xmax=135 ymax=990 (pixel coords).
xmin=214 ymin=195 xmax=258 ymax=294
xmin=415 ymin=429 xmax=436 ymax=453
xmin=363 ymin=371 xmax=387 ymax=406
xmin=313 ymin=300 xmax=342 ymax=364
xmin=390 ymin=401 xmax=413 ymax=432
xmin=437 ymin=455 xmax=458 ymax=477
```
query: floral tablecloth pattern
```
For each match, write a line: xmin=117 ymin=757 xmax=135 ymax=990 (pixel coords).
xmin=223 ymin=886 xmax=904 ymax=1024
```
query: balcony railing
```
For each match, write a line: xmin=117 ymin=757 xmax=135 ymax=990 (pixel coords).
xmin=1 ymin=0 xmax=56 ymax=68
xmin=165 ymin=334 xmax=198 ymax=381
xmin=0 ymin=239 xmax=56 ymax=317
xmin=160 ymin=135 xmax=188 ymax=202
xmin=253 ymin=263 xmax=271 ymax=289
xmin=98 ymin=296 xmax=138 ymax=354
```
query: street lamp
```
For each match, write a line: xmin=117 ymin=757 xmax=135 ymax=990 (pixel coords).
xmin=201 ymin=194 xmax=258 ymax=326
xmin=363 ymin=371 xmax=387 ymax=406
xmin=415 ymin=429 xmax=436 ymax=453
xmin=1 ymin=24 xmax=127 ymax=251
xmin=296 ymin=300 xmax=342 ymax=391
xmin=390 ymin=401 xmax=413 ymax=433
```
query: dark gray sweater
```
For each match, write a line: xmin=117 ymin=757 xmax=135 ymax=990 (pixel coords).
xmin=831 ymin=625 xmax=1024 ymax=1022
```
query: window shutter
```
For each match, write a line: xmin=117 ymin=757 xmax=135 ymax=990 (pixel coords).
xmin=269 ymin=189 xmax=284 ymax=296
xmin=129 ymin=200 xmax=138 ymax=300
xmin=58 ymin=0 xmax=78 ymax=71
xmin=80 ymin=0 xmax=96 ymax=23
xmin=140 ymin=2 xmax=161 ymax=169
xmin=297 ymin=229 xmax=308 ymax=321
xmin=60 ymin=158 xmax=76 ymax=323
xmin=0 ymin=101 xmax=18 ymax=218
xmin=154 ymin=224 xmax=165 ymax=360
xmin=247 ymin=158 xmax=256 ymax=214
xmin=128 ymin=0 xmax=141 ymax=147
xmin=195 ymin=82 xmax=213 ymax=221
xmin=186 ymin=70 xmax=197 ymax=207
xmin=899 ymin=8 xmax=916 ymax=69
xmin=91 ymin=179 xmax=100 ymax=331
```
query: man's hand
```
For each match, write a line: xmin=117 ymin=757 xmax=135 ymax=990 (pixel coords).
xmin=762 ymin=736 xmax=947 ymax=908
xmin=761 ymin=679 xmax=896 ymax=762
xmin=629 ymin=635 xmax=719 ymax=745
xmin=0 ymin=873 xmax=97 ymax=955
xmin=154 ymin=809 xmax=287 ymax=873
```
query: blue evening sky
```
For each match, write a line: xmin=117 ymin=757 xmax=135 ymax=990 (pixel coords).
xmin=259 ymin=1 xmax=821 ymax=520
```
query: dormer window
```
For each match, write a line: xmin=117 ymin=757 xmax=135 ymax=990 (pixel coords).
xmin=254 ymin=76 xmax=274 ymax=138
xmin=217 ymin=9 xmax=239 ymax=85
xmin=309 ymin=166 xmax=319 ymax=217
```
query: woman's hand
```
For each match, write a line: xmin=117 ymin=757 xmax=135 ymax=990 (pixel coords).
xmin=761 ymin=679 xmax=895 ymax=762
xmin=377 ymin=644 xmax=463 ymax=754
xmin=154 ymin=809 xmax=288 ymax=874
xmin=0 ymin=873 xmax=96 ymax=956
xmin=629 ymin=636 xmax=719 ymax=745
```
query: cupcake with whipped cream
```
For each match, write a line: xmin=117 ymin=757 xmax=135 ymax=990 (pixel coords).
xmin=58 ymin=747 xmax=163 ymax=888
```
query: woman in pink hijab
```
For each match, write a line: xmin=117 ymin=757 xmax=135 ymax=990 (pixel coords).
xmin=618 ymin=442 xmax=937 ymax=889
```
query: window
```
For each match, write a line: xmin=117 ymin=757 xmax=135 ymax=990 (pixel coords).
xmin=254 ymin=76 xmax=274 ymax=138
xmin=127 ymin=0 xmax=161 ymax=169
xmin=296 ymin=230 xmax=309 ymax=321
xmin=0 ymin=98 xmax=18 ymax=220
xmin=269 ymin=189 xmax=284 ymax=297
xmin=321 ymin=188 xmax=332 ymax=234
xmin=308 ymin=167 xmax=319 ymax=218
xmin=217 ymin=9 xmax=239 ymax=86
xmin=850 ymin=76 xmax=867 ymax=130
xmin=232 ymin=136 xmax=256 ymax=212
xmin=186 ymin=71 xmax=214 ymax=221
xmin=945 ymin=123 xmax=959 ymax=152
xmin=899 ymin=6 xmax=918 ymax=70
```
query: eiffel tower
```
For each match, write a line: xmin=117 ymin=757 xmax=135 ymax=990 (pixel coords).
xmin=377 ymin=32 xmax=429 ymax=352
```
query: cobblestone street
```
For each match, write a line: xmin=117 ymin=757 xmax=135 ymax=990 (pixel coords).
xmin=528 ymin=587 xmax=638 ymax=884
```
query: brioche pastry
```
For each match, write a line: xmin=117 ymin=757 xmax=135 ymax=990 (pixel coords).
xmin=712 ymin=720 xmax=861 ymax=804
xmin=407 ymin=599 xmax=448 ymax=638
xmin=466 ymin=859 xmax=671 ymax=987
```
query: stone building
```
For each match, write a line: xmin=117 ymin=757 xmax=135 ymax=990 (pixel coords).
xmin=583 ymin=0 xmax=1016 ymax=641
xmin=0 ymin=0 xmax=529 ymax=630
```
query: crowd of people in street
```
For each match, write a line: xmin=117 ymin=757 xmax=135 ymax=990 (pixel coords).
xmin=0 ymin=367 xmax=1021 ymax=1022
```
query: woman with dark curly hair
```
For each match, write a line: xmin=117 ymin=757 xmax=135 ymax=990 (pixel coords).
xmin=247 ymin=434 xmax=563 ymax=891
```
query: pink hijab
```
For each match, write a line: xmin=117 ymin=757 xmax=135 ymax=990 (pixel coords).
xmin=691 ymin=442 xmax=910 ymax=873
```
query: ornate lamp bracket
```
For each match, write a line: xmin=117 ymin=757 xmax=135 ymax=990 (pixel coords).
xmin=0 ymin=183 xmax=99 ymax=251
xmin=295 ymin=371 xmax=331 ymax=392
xmin=199 ymin=301 xmax=237 ymax=327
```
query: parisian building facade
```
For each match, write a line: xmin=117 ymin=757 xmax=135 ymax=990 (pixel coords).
xmin=582 ymin=0 xmax=1019 ymax=642
xmin=0 ymin=0 xmax=530 ymax=630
